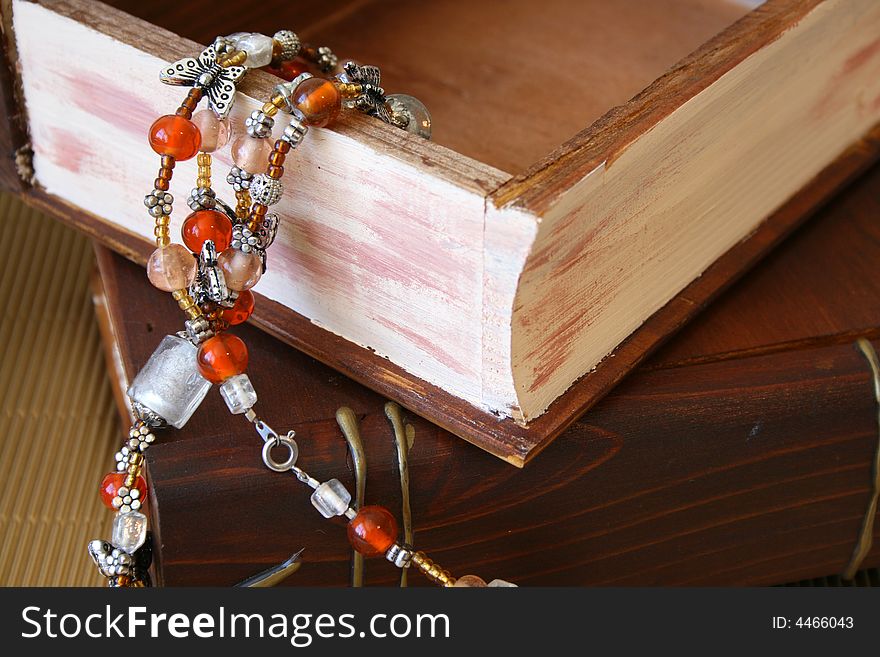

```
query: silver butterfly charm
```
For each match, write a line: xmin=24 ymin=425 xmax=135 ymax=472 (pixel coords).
xmin=159 ymin=45 xmax=246 ymax=119
xmin=341 ymin=61 xmax=391 ymax=123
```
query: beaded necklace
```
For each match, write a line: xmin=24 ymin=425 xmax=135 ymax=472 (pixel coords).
xmin=87 ymin=29 xmax=511 ymax=589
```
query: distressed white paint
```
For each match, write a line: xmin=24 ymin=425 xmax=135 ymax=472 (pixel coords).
xmin=506 ymin=0 xmax=880 ymax=421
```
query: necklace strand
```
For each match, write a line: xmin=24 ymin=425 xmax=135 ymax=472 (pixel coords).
xmin=88 ymin=29 xmax=512 ymax=589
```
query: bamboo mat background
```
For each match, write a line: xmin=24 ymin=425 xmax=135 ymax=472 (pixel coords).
xmin=0 ymin=192 xmax=118 ymax=586
xmin=0 ymin=191 xmax=876 ymax=587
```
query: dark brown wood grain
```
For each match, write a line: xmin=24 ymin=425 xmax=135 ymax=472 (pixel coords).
xmin=93 ymin=160 xmax=880 ymax=586
xmin=0 ymin=0 xmax=28 ymax=192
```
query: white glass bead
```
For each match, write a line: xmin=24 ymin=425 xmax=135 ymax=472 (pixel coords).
xmin=385 ymin=94 xmax=432 ymax=139
xmin=235 ymin=33 xmax=275 ymax=68
xmin=127 ymin=334 xmax=212 ymax=429
xmin=112 ymin=511 xmax=148 ymax=554
xmin=219 ymin=373 xmax=258 ymax=414
xmin=310 ymin=479 xmax=351 ymax=518
xmin=487 ymin=578 xmax=517 ymax=587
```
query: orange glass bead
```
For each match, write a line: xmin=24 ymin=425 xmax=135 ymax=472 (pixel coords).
xmin=267 ymin=58 xmax=309 ymax=81
xmin=100 ymin=472 xmax=147 ymax=510
xmin=453 ymin=575 xmax=487 ymax=587
xmin=196 ymin=333 xmax=249 ymax=383
xmin=149 ymin=114 xmax=201 ymax=160
xmin=292 ymin=77 xmax=342 ymax=127
xmin=181 ymin=209 xmax=233 ymax=252
xmin=231 ymin=136 xmax=272 ymax=173
xmin=221 ymin=290 xmax=254 ymax=325
xmin=217 ymin=248 xmax=263 ymax=291
xmin=146 ymin=244 xmax=197 ymax=292
xmin=347 ymin=505 xmax=398 ymax=557
xmin=191 ymin=110 xmax=231 ymax=153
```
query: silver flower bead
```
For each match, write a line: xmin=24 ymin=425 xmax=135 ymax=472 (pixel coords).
xmin=281 ymin=117 xmax=308 ymax=147
xmin=188 ymin=186 xmax=217 ymax=211
xmin=144 ymin=189 xmax=173 ymax=218
xmin=127 ymin=423 xmax=155 ymax=453
xmin=245 ymin=110 xmax=274 ymax=139
xmin=231 ymin=224 xmax=261 ymax=253
xmin=226 ymin=166 xmax=253 ymax=191
xmin=315 ymin=46 xmax=338 ymax=73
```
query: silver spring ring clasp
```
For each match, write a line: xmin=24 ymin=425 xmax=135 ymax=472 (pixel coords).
xmin=253 ymin=418 xmax=299 ymax=472
xmin=262 ymin=435 xmax=299 ymax=472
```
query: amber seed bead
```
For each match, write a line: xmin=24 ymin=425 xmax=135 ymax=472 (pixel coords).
xmin=154 ymin=178 xmax=170 ymax=191
xmin=181 ymin=209 xmax=233 ymax=252
xmin=221 ymin=290 xmax=255 ymax=325
xmin=149 ymin=114 xmax=201 ymax=160
xmin=347 ymin=505 xmax=399 ymax=557
xmin=267 ymin=165 xmax=284 ymax=179
xmin=292 ymin=77 xmax=342 ymax=127
xmin=196 ymin=333 xmax=249 ymax=384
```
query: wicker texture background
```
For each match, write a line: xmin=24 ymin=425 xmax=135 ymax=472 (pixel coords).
xmin=0 ymin=192 xmax=118 ymax=586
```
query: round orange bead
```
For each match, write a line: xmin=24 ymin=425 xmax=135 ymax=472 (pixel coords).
xmin=99 ymin=472 xmax=147 ymax=509
xmin=347 ymin=505 xmax=398 ymax=557
xmin=292 ymin=77 xmax=342 ymax=127
xmin=267 ymin=58 xmax=309 ymax=81
xmin=196 ymin=333 xmax=249 ymax=383
xmin=221 ymin=290 xmax=255 ymax=325
xmin=181 ymin=209 xmax=233 ymax=252
xmin=149 ymin=114 xmax=201 ymax=160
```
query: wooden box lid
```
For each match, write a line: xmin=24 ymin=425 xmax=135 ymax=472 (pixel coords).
xmin=4 ymin=0 xmax=880 ymax=463
xmin=94 ymin=162 xmax=880 ymax=585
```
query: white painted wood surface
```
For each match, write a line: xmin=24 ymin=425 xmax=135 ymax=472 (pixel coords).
xmin=502 ymin=0 xmax=880 ymax=421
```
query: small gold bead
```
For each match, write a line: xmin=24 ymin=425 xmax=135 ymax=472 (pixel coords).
xmin=218 ymin=50 xmax=247 ymax=68
xmin=197 ymin=152 xmax=212 ymax=166
xmin=154 ymin=216 xmax=170 ymax=227
xmin=123 ymin=473 xmax=137 ymax=487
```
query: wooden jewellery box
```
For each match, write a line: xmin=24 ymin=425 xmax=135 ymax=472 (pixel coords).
xmin=3 ymin=0 xmax=880 ymax=464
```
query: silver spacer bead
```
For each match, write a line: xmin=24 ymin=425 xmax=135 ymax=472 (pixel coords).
xmin=131 ymin=401 xmax=167 ymax=429
xmin=213 ymin=36 xmax=237 ymax=57
xmin=231 ymin=223 xmax=261 ymax=254
xmin=386 ymin=543 xmax=414 ymax=568
xmin=245 ymin=110 xmax=274 ymax=139
xmin=272 ymin=30 xmax=301 ymax=61
xmin=226 ymin=166 xmax=253 ymax=192
xmin=185 ymin=316 xmax=215 ymax=344
xmin=144 ymin=189 xmax=173 ymax=218
xmin=188 ymin=186 xmax=217 ymax=211
xmin=315 ymin=45 xmax=338 ymax=73
xmin=249 ymin=174 xmax=283 ymax=206
xmin=281 ymin=117 xmax=309 ymax=147
xmin=128 ymin=422 xmax=156 ymax=452
xmin=256 ymin=212 xmax=279 ymax=250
